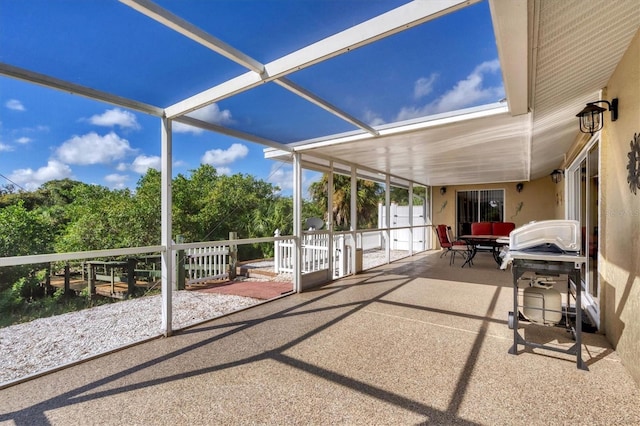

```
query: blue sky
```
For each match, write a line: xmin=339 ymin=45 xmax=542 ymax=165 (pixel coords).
xmin=0 ymin=0 xmax=502 ymax=196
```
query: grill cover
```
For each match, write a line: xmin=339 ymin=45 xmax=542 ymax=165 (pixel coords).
xmin=509 ymin=220 xmax=580 ymax=253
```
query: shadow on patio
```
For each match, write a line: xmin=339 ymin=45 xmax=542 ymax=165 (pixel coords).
xmin=1 ymin=251 xmax=638 ymax=425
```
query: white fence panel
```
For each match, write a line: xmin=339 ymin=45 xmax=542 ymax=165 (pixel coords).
xmin=275 ymin=231 xmax=330 ymax=274
xmin=301 ymin=232 xmax=329 ymax=273
xmin=361 ymin=232 xmax=382 ymax=251
xmin=274 ymin=230 xmax=295 ymax=273
xmin=379 ymin=203 xmax=429 ymax=251
xmin=185 ymin=246 xmax=229 ymax=284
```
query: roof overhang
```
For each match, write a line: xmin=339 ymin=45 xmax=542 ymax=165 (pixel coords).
xmin=266 ymin=103 xmax=531 ymax=186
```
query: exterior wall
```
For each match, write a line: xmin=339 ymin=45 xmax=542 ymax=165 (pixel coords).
xmin=431 ymin=176 xmax=558 ymax=244
xmin=600 ymin=28 xmax=640 ymax=385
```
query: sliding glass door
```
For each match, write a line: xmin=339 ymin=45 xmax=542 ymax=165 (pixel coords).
xmin=456 ymin=189 xmax=504 ymax=236
xmin=568 ymin=139 xmax=600 ymax=326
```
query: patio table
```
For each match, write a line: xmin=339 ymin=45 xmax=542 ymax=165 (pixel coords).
xmin=459 ymin=235 xmax=508 ymax=268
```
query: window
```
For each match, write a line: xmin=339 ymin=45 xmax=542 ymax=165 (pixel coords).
xmin=456 ymin=189 xmax=505 ymax=236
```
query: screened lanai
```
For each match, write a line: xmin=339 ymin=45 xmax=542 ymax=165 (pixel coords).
xmin=2 ymin=0 xmax=640 ymax=389
xmin=4 ymin=0 xmax=637 ymax=185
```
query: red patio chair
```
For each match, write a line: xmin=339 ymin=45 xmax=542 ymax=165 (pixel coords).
xmin=436 ymin=224 xmax=471 ymax=266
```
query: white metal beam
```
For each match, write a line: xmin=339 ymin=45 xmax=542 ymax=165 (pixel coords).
xmin=288 ymin=103 xmax=509 ymax=151
xmin=275 ymin=78 xmax=379 ymax=136
xmin=174 ymin=116 xmax=293 ymax=152
xmin=0 ymin=62 xmax=163 ymax=117
xmin=121 ymin=0 xmax=381 ymax=136
xmin=166 ymin=0 xmax=478 ymax=118
xmin=120 ymin=0 xmax=265 ymax=74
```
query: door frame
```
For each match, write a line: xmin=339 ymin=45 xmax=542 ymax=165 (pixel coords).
xmin=566 ymin=135 xmax=601 ymax=329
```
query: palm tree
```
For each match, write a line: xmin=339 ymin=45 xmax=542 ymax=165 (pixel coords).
xmin=308 ymin=174 xmax=383 ymax=230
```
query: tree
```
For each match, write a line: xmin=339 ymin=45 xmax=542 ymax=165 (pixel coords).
xmin=389 ymin=185 xmax=428 ymax=205
xmin=0 ymin=201 xmax=54 ymax=291
xmin=308 ymin=173 xmax=383 ymax=230
xmin=54 ymin=184 xmax=136 ymax=252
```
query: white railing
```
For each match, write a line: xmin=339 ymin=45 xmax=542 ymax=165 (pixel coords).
xmin=274 ymin=224 xmax=432 ymax=279
xmin=274 ymin=231 xmax=295 ymax=273
xmin=332 ymin=232 xmax=355 ymax=278
xmin=184 ymin=246 xmax=229 ymax=284
xmin=302 ymin=231 xmax=330 ymax=273
xmin=274 ymin=230 xmax=331 ymax=274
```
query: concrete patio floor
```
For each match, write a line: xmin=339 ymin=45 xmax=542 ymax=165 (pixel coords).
xmin=1 ymin=251 xmax=638 ymax=425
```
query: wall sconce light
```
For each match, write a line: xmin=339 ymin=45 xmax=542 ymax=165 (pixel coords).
xmin=516 ymin=183 xmax=524 ymax=193
xmin=439 ymin=186 xmax=446 ymax=195
xmin=550 ymin=169 xmax=564 ymax=184
xmin=576 ymin=98 xmax=618 ymax=134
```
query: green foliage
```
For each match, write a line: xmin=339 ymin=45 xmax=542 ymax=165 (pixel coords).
xmin=0 ymin=201 xmax=54 ymax=290
xmin=0 ymin=164 xmax=307 ymax=325
xmin=389 ymin=185 xmax=428 ymax=205
xmin=0 ymin=201 xmax=54 ymax=256
xmin=308 ymin=173 xmax=383 ymax=230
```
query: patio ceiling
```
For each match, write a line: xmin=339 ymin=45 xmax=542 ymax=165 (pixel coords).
xmin=267 ymin=0 xmax=640 ymax=186
xmin=1 ymin=0 xmax=638 ymax=187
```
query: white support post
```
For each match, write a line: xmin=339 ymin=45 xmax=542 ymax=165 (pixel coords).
xmin=385 ymin=174 xmax=391 ymax=264
xmin=350 ymin=166 xmax=357 ymax=274
xmin=327 ymin=162 xmax=334 ymax=278
xmin=428 ymin=187 xmax=433 ymax=250
xmin=274 ymin=229 xmax=281 ymax=274
xmin=409 ymin=183 xmax=414 ymax=256
xmin=293 ymin=153 xmax=302 ymax=292
xmin=160 ymin=117 xmax=173 ymax=337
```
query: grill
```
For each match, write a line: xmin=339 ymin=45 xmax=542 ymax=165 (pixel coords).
xmin=508 ymin=220 xmax=580 ymax=253
xmin=502 ymin=220 xmax=589 ymax=370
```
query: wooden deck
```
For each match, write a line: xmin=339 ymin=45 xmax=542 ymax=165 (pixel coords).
xmin=48 ymin=276 xmax=157 ymax=299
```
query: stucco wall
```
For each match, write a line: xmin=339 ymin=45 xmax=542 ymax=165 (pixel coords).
xmin=431 ymin=176 xmax=558 ymax=243
xmin=600 ymin=28 xmax=640 ymax=385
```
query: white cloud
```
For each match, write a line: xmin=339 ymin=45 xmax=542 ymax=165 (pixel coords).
xmin=130 ymin=155 xmax=161 ymax=174
xmin=0 ymin=142 xmax=13 ymax=152
xmin=267 ymin=164 xmax=316 ymax=197
xmin=173 ymin=122 xmax=204 ymax=135
xmin=9 ymin=160 xmax=73 ymax=190
xmin=104 ymin=173 xmax=129 ymax=189
xmin=217 ymin=167 xmax=232 ymax=175
xmin=5 ymin=99 xmax=25 ymax=111
xmin=55 ymin=131 xmax=135 ymax=165
xmin=397 ymin=59 xmax=504 ymax=121
xmin=414 ymin=73 xmax=438 ymax=99
xmin=363 ymin=109 xmax=385 ymax=127
xmin=16 ymin=137 xmax=32 ymax=144
xmin=268 ymin=163 xmax=294 ymax=192
xmin=174 ymin=104 xmax=234 ymax=134
xmin=87 ymin=108 xmax=140 ymax=130
xmin=201 ymin=143 xmax=248 ymax=166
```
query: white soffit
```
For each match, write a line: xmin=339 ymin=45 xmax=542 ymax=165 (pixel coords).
xmin=489 ymin=0 xmax=529 ymax=116
xmin=528 ymin=0 xmax=640 ymax=178
xmin=267 ymin=105 xmax=531 ymax=186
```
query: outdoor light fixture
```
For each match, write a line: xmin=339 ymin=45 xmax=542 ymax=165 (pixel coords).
xmin=516 ymin=183 xmax=524 ymax=193
xmin=576 ymin=98 xmax=618 ymax=134
xmin=440 ymin=186 xmax=447 ymax=195
xmin=550 ymin=169 xmax=564 ymax=184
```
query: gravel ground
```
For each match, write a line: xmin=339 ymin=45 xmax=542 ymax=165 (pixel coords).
xmin=0 ymin=249 xmax=412 ymax=386
xmin=0 ymin=291 xmax=261 ymax=385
